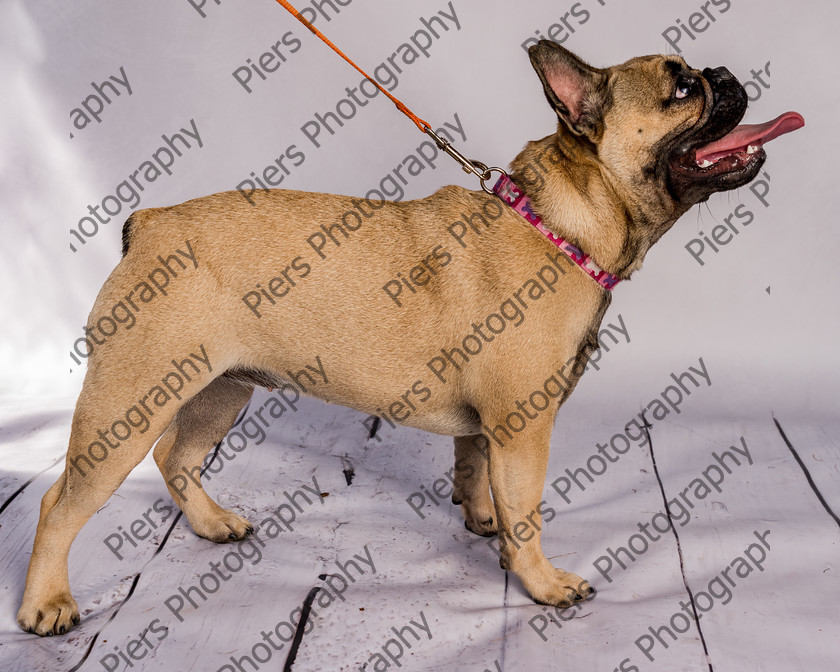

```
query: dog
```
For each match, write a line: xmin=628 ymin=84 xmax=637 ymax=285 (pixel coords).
xmin=18 ymin=41 xmax=802 ymax=635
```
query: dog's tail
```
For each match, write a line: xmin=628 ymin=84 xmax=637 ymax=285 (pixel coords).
xmin=121 ymin=212 xmax=139 ymax=256
xmin=121 ymin=209 xmax=162 ymax=256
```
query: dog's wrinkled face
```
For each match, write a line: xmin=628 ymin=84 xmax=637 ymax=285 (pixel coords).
xmin=529 ymin=41 xmax=803 ymax=220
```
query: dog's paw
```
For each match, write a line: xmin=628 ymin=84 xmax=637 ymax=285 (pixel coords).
xmin=18 ymin=593 xmax=80 ymax=636
xmin=528 ymin=569 xmax=593 ymax=608
xmin=461 ymin=502 xmax=498 ymax=537
xmin=191 ymin=508 xmax=254 ymax=543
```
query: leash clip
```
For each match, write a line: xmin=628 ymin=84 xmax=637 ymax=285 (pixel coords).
xmin=424 ymin=127 xmax=506 ymax=194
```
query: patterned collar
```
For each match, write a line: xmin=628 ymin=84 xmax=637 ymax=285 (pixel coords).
xmin=493 ymin=175 xmax=622 ymax=291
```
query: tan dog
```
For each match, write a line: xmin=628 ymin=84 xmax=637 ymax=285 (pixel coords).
xmin=19 ymin=42 xmax=802 ymax=635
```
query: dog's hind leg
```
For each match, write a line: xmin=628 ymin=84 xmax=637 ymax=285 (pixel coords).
xmin=153 ymin=375 xmax=254 ymax=542
xmin=452 ymin=434 xmax=498 ymax=536
xmin=17 ymin=351 xmax=217 ymax=636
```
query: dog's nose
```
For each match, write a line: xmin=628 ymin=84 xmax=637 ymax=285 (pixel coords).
xmin=702 ymin=66 xmax=736 ymax=86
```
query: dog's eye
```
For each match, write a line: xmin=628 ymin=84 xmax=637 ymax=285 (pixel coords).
xmin=675 ymin=76 xmax=694 ymax=100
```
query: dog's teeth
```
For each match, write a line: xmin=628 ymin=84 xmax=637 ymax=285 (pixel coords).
xmin=697 ymin=159 xmax=713 ymax=168
xmin=746 ymin=144 xmax=760 ymax=155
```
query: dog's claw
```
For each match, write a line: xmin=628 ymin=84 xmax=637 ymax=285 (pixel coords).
xmin=191 ymin=508 xmax=254 ymax=543
xmin=464 ymin=518 xmax=497 ymax=537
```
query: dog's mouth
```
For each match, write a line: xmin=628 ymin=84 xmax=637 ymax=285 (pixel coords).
xmin=677 ymin=111 xmax=804 ymax=177
xmin=667 ymin=66 xmax=804 ymax=203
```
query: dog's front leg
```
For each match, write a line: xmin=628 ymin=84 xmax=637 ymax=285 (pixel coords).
xmin=483 ymin=409 xmax=592 ymax=608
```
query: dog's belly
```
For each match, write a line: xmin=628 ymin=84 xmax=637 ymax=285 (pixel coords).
xmin=373 ymin=404 xmax=483 ymax=437
xmin=222 ymin=368 xmax=483 ymax=437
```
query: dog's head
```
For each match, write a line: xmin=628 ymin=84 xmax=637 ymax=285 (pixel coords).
xmin=528 ymin=41 xmax=803 ymax=223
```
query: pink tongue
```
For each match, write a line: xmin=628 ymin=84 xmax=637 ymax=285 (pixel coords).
xmin=695 ymin=111 xmax=804 ymax=162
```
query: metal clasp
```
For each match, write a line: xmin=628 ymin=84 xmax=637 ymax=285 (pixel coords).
xmin=424 ymin=127 xmax=507 ymax=194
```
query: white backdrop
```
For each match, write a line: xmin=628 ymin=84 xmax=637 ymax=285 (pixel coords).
xmin=1 ymin=0 xmax=838 ymax=410
xmin=1 ymin=1 xmax=838 ymax=671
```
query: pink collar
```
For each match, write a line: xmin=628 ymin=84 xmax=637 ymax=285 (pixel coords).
xmin=493 ymin=175 xmax=622 ymax=291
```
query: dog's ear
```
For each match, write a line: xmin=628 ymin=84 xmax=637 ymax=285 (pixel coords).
xmin=529 ymin=41 xmax=608 ymax=142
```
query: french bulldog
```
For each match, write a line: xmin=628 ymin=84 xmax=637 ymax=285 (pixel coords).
xmin=18 ymin=41 xmax=803 ymax=635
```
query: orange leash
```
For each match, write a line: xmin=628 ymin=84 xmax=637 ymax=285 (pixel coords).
xmin=272 ymin=0 xmax=504 ymax=189
xmin=273 ymin=0 xmax=430 ymax=132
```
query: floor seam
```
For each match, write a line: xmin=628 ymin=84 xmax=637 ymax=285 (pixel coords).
xmin=642 ymin=415 xmax=715 ymax=672
xmin=773 ymin=415 xmax=840 ymax=530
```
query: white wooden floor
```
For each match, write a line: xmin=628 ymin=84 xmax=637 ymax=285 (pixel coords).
xmin=1 ymin=378 xmax=838 ymax=672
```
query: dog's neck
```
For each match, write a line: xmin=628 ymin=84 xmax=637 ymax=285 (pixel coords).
xmin=508 ymin=132 xmax=670 ymax=279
